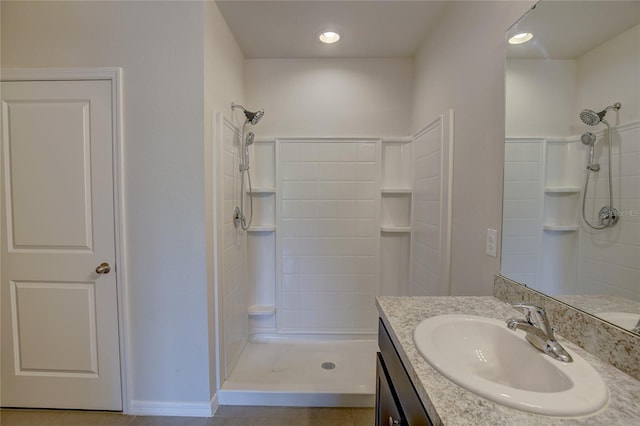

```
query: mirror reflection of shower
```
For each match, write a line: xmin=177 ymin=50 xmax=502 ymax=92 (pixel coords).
xmin=579 ymin=102 xmax=621 ymax=229
xmin=231 ymin=102 xmax=265 ymax=230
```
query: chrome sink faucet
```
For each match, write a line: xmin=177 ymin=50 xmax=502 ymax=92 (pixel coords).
xmin=632 ymin=317 xmax=640 ymax=334
xmin=506 ymin=303 xmax=573 ymax=363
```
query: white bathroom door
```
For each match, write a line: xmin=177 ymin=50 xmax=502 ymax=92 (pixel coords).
xmin=0 ymin=79 xmax=122 ymax=410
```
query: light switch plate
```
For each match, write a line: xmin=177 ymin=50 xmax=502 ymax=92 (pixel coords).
xmin=486 ymin=228 xmax=498 ymax=257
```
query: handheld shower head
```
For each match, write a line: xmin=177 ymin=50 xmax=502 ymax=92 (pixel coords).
xmin=245 ymin=131 xmax=255 ymax=146
xmin=581 ymin=131 xmax=596 ymax=145
xmin=579 ymin=102 xmax=621 ymax=126
xmin=231 ymin=102 xmax=265 ymax=125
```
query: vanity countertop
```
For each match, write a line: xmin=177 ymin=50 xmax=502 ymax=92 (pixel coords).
xmin=376 ymin=296 xmax=640 ymax=426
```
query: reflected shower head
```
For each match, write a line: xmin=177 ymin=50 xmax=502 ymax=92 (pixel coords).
xmin=231 ymin=102 xmax=265 ymax=125
xmin=579 ymin=102 xmax=621 ymax=126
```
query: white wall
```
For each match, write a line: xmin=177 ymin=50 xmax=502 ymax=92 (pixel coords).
xmin=245 ymin=58 xmax=413 ymax=137
xmin=411 ymin=0 xmax=535 ymax=296
xmin=204 ymin=0 xmax=246 ymax=397
xmin=576 ymin=24 xmax=640 ymax=131
xmin=506 ymin=60 xmax=576 ymax=138
xmin=2 ymin=0 xmax=212 ymax=406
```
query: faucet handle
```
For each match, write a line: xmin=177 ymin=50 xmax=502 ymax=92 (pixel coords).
xmin=511 ymin=303 xmax=554 ymax=338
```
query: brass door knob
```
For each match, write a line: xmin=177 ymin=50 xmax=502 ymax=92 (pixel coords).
xmin=95 ymin=262 xmax=111 ymax=274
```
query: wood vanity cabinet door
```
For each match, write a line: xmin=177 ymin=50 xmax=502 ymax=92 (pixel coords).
xmin=378 ymin=319 xmax=433 ymax=426
xmin=377 ymin=353 xmax=405 ymax=426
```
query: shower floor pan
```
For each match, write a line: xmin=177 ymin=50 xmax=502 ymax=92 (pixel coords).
xmin=218 ymin=334 xmax=378 ymax=407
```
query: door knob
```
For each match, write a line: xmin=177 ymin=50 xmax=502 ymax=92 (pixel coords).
xmin=95 ymin=262 xmax=111 ymax=274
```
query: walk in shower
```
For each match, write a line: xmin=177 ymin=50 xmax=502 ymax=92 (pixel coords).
xmin=210 ymin=103 xmax=453 ymax=406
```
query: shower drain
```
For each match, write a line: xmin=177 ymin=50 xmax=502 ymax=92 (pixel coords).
xmin=321 ymin=362 xmax=336 ymax=370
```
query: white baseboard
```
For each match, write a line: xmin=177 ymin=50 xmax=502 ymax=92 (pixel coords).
xmin=129 ymin=397 xmax=217 ymax=417
xmin=217 ymin=390 xmax=374 ymax=407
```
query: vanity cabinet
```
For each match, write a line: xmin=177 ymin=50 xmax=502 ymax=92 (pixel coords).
xmin=377 ymin=319 xmax=433 ymax=426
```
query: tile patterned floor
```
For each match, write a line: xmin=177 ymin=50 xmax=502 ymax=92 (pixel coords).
xmin=0 ymin=406 xmax=375 ymax=426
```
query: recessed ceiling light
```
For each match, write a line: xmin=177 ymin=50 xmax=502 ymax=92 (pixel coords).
xmin=508 ymin=32 xmax=533 ymax=45
xmin=319 ymin=31 xmax=341 ymax=44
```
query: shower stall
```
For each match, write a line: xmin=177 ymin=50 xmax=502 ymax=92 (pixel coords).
xmin=209 ymin=105 xmax=453 ymax=406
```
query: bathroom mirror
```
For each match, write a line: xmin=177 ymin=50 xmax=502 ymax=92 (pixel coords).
xmin=501 ymin=0 xmax=640 ymax=330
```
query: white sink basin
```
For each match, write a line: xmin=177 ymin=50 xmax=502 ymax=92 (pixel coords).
xmin=596 ymin=312 xmax=639 ymax=332
xmin=414 ymin=314 xmax=609 ymax=417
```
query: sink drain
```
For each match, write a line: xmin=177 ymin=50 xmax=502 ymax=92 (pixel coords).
xmin=321 ymin=361 xmax=336 ymax=370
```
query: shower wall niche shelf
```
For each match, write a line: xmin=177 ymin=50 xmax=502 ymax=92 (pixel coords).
xmin=543 ymin=225 xmax=579 ymax=232
xmin=380 ymin=193 xmax=412 ymax=229
xmin=248 ymin=305 xmax=276 ymax=317
xmin=544 ymin=187 xmax=581 ymax=193
xmin=247 ymin=140 xmax=276 ymax=334
xmin=247 ymin=187 xmax=276 ymax=194
xmin=381 ymin=188 xmax=412 ymax=194
xmin=380 ymin=226 xmax=411 ymax=233
xmin=248 ymin=225 xmax=276 ymax=233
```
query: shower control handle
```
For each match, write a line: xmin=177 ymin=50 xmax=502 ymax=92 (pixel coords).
xmin=388 ymin=416 xmax=400 ymax=425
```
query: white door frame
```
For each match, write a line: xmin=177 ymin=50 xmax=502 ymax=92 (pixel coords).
xmin=0 ymin=68 xmax=130 ymax=413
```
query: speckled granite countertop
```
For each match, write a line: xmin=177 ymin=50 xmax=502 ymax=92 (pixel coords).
xmin=376 ymin=296 xmax=640 ymax=426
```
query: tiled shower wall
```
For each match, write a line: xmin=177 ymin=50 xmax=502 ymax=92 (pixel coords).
xmin=502 ymin=123 xmax=640 ymax=301
xmin=279 ymin=140 xmax=380 ymax=333
xmin=578 ymin=122 xmax=640 ymax=301
xmin=220 ymin=118 xmax=248 ymax=377
xmin=502 ymin=139 xmax=543 ymax=287
xmin=410 ymin=116 xmax=452 ymax=296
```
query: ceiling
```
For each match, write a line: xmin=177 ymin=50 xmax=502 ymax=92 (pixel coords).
xmin=215 ymin=0 xmax=451 ymax=58
xmin=507 ymin=1 xmax=640 ymax=59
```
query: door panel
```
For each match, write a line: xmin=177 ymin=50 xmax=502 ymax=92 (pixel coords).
xmin=1 ymin=80 xmax=122 ymax=410
xmin=7 ymin=100 xmax=93 ymax=251
xmin=11 ymin=281 xmax=98 ymax=376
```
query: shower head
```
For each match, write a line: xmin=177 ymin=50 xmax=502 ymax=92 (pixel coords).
xmin=231 ymin=102 xmax=264 ymax=125
xmin=579 ymin=102 xmax=621 ymax=126
xmin=245 ymin=109 xmax=264 ymax=125
xmin=580 ymin=109 xmax=607 ymax=126
xmin=581 ymin=132 xmax=596 ymax=146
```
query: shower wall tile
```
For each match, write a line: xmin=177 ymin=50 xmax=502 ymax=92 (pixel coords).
xmin=578 ymin=123 xmax=640 ymax=301
xmin=278 ymin=140 xmax=379 ymax=333
xmin=220 ymin=119 xmax=248 ymax=378
xmin=501 ymin=139 xmax=543 ymax=289
xmin=410 ymin=120 xmax=449 ymax=296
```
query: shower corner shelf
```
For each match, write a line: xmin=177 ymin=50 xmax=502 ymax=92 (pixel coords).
xmin=248 ymin=305 xmax=276 ymax=317
xmin=544 ymin=187 xmax=581 ymax=193
xmin=247 ymin=225 xmax=276 ymax=233
xmin=543 ymin=225 xmax=579 ymax=232
xmin=381 ymin=188 xmax=412 ymax=194
xmin=247 ymin=187 xmax=276 ymax=194
xmin=380 ymin=226 xmax=411 ymax=233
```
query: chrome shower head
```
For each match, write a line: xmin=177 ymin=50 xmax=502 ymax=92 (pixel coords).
xmin=581 ymin=132 xmax=596 ymax=145
xmin=580 ymin=109 xmax=606 ymax=126
xmin=246 ymin=109 xmax=264 ymax=125
xmin=231 ymin=102 xmax=264 ymax=125
xmin=579 ymin=102 xmax=621 ymax=126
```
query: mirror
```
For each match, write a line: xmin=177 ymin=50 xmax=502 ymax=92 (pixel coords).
xmin=502 ymin=0 xmax=640 ymax=332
